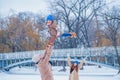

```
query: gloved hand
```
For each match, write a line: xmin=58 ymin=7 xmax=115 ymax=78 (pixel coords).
xmin=32 ymin=54 xmax=40 ymax=63
xmin=83 ymin=56 xmax=88 ymax=62
xmin=67 ymin=53 xmax=70 ymax=58
xmin=83 ymin=58 xmax=86 ymax=62
xmin=70 ymin=32 xmax=77 ymax=38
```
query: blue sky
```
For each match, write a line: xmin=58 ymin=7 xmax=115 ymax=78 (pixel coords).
xmin=0 ymin=0 xmax=120 ymax=17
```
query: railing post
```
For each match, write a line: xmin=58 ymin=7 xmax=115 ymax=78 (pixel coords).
xmin=105 ymin=56 xmax=108 ymax=64
xmin=113 ymin=56 xmax=116 ymax=67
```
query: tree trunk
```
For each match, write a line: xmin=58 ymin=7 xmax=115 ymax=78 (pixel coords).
xmin=114 ymin=45 xmax=120 ymax=74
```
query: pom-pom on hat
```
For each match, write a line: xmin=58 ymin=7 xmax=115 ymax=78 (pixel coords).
xmin=46 ymin=14 xmax=54 ymax=21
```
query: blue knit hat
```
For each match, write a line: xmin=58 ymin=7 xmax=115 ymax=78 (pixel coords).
xmin=46 ymin=15 xmax=54 ymax=21
xmin=73 ymin=61 xmax=79 ymax=65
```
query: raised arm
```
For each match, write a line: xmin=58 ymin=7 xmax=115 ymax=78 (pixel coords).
xmin=78 ymin=59 xmax=86 ymax=70
xmin=67 ymin=54 xmax=72 ymax=67
xmin=43 ymin=45 xmax=53 ymax=63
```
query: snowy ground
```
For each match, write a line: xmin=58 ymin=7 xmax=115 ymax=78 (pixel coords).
xmin=0 ymin=66 xmax=120 ymax=80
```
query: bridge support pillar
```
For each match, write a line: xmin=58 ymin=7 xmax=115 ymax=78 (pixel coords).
xmin=113 ymin=56 xmax=116 ymax=67
xmin=105 ymin=56 xmax=108 ymax=64
xmin=1 ymin=60 xmax=5 ymax=69
xmin=97 ymin=56 xmax=100 ymax=63
xmin=89 ymin=56 xmax=92 ymax=61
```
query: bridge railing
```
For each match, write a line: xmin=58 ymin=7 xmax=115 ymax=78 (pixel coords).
xmin=0 ymin=47 xmax=120 ymax=60
xmin=0 ymin=47 xmax=120 ymax=70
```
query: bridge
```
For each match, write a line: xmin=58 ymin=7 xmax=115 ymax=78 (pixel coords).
xmin=0 ymin=47 xmax=120 ymax=71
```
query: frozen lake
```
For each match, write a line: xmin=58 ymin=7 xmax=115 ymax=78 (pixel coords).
xmin=0 ymin=66 xmax=120 ymax=80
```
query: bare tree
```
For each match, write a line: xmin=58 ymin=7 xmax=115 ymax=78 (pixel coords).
xmin=103 ymin=7 xmax=120 ymax=73
xmin=48 ymin=0 xmax=105 ymax=48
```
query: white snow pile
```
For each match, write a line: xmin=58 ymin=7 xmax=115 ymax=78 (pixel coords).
xmin=0 ymin=65 xmax=119 ymax=80
xmin=113 ymin=73 xmax=120 ymax=80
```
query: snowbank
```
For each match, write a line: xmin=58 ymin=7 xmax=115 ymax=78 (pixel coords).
xmin=113 ymin=73 xmax=120 ymax=80
xmin=8 ymin=66 xmax=118 ymax=76
xmin=0 ymin=66 xmax=119 ymax=80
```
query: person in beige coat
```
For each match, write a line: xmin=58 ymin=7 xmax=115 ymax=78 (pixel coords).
xmin=37 ymin=46 xmax=53 ymax=80
xmin=32 ymin=14 xmax=77 ymax=80
xmin=32 ymin=15 xmax=57 ymax=80
xmin=67 ymin=54 xmax=86 ymax=80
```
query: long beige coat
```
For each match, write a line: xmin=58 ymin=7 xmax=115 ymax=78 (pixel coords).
xmin=67 ymin=58 xmax=85 ymax=80
xmin=37 ymin=22 xmax=58 ymax=80
xmin=37 ymin=46 xmax=53 ymax=80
